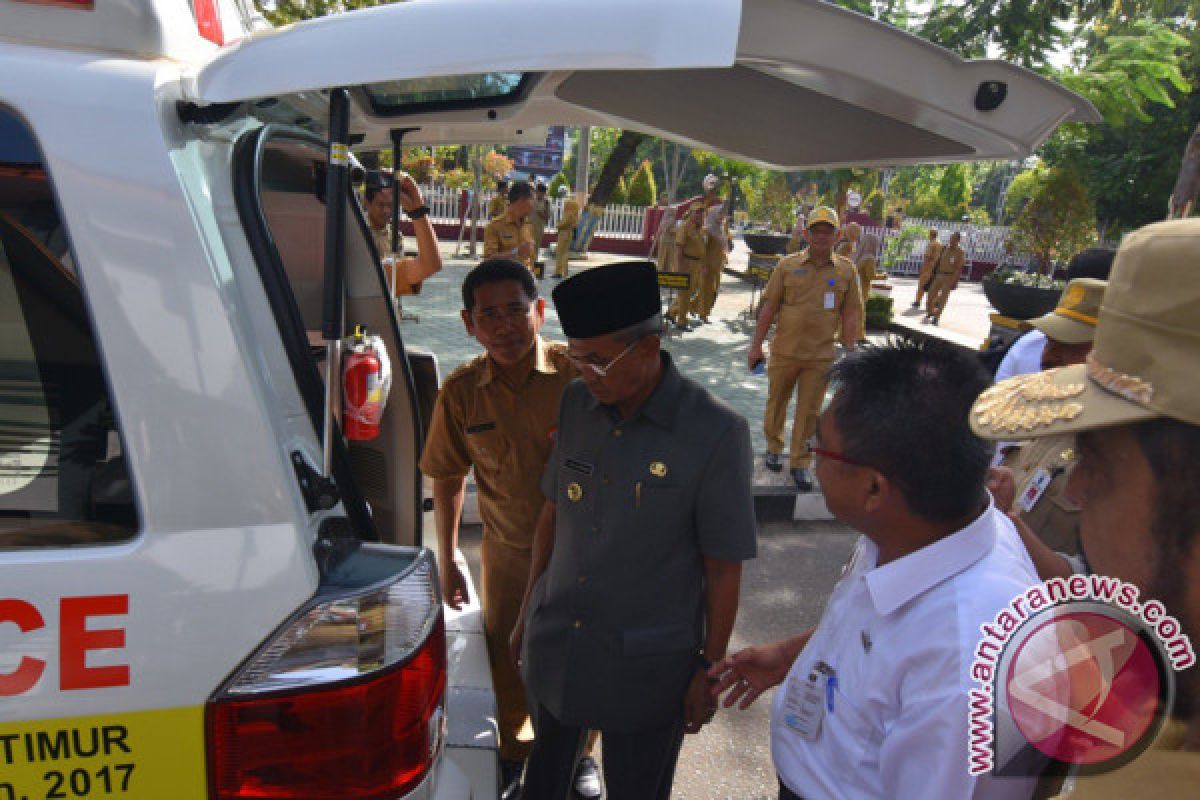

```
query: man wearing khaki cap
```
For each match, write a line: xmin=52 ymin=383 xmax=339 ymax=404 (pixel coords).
xmin=748 ymin=206 xmax=861 ymax=490
xmin=970 ymin=219 xmax=1200 ymax=794
xmin=987 ymin=278 xmax=1106 ymax=575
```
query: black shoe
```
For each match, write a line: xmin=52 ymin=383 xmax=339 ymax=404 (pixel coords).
xmin=764 ymin=452 xmax=783 ymax=472
xmin=573 ymin=755 xmax=603 ymax=799
xmin=500 ymin=760 xmax=524 ymax=800
xmin=910 ymin=301 xmax=919 ymax=309
xmin=791 ymin=467 xmax=814 ymax=492
xmin=930 ymin=317 xmax=940 ymax=326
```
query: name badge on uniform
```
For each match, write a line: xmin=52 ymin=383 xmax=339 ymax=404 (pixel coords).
xmin=824 ymin=278 xmax=836 ymax=310
xmin=782 ymin=661 xmax=836 ymax=741
xmin=1019 ymin=468 xmax=1053 ymax=512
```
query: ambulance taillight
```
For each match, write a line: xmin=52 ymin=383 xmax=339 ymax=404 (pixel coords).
xmin=205 ymin=549 xmax=446 ymax=799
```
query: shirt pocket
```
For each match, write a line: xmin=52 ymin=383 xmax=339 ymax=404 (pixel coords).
xmin=782 ymin=271 xmax=810 ymax=305
xmin=825 ymin=682 xmax=880 ymax=778
xmin=465 ymin=424 xmax=508 ymax=474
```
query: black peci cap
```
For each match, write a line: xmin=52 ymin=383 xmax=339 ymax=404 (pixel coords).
xmin=552 ymin=261 xmax=661 ymax=338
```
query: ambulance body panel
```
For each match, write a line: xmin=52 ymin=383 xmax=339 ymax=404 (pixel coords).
xmin=0 ymin=1 xmax=1096 ymax=798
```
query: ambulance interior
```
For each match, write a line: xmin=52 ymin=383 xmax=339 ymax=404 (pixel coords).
xmin=241 ymin=130 xmax=433 ymax=549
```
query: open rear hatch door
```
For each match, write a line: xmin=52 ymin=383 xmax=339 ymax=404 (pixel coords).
xmin=186 ymin=0 xmax=1099 ymax=167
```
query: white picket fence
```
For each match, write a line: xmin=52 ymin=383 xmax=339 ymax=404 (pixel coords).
xmin=419 ymin=185 xmax=646 ymax=240
xmin=862 ymin=218 xmax=1019 ymax=276
xmin=416 ymin=187 xmax=1113 ymax=265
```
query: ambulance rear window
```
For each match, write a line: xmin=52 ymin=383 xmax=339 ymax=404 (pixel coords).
xmin=0 ymin=108 xmax=139 ymax=549
xmin=364 ymin=71 xmax=528 ymax=114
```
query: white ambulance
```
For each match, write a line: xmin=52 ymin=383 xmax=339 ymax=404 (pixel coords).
xmin=0 ymin=0 xmax=1095 ymax=797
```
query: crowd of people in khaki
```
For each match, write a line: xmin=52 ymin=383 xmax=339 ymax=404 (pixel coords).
xmin=364 ymin=165 xmax=1199 ymax=800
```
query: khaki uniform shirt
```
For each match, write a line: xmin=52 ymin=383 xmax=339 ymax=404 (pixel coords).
xmin=557 ymin=198 xmax=581 ymax=232
xmin=523 ymin=352 xmax=757 ymax=731
xmin=676 ymin=222 xmax=707 ymax=265
xmin=763 ymin=250 xmax=862 ymax=362
xmin=1001 ymin=434 xmax=1080 ymax=554
xmin=484 ymin=214 xmax=535 ymax=269
xmin=371 ymin=223 xmax=417 ymax=296
xmin=488 ymin=194 xmax=508 ymax=219
xmin=1052 ymin=721 xmax=1198 ymax=799
xmin=919 ymin=241 xmax=943 ymax=281
xmin=419 ymin=337 xmax=577 ymax=552
xmin=937 ymin=244 xmax=966 ymax=287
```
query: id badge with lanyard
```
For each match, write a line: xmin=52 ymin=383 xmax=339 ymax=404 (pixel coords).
xmin=782 ymin=660 xmax=838 ymax=741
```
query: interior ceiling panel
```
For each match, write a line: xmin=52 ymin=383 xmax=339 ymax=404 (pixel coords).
xmin=556 ymin=65 xmax=974 ymax=168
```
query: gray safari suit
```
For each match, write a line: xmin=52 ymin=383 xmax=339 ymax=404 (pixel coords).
xmin=522 ymin=352 xmax=757 ymax=732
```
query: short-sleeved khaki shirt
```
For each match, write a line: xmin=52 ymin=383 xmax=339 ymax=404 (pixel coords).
xmin=557 ymin=199 xmax=581 ymax=233
xmin=1001 ymin=433 xmax=1080 ymax=554
xmin=675 ymin=223 xmax=707 ymax=264
xmin=371 ymin=223 xmax=418 ymax=296
xmin=419 ymin=337 xmax=577 ymax=551
xmin=919 ymin=241 xmax=943 ymax=279
xmin=489 ymin=194 xmax=509 ymax=219
xmin=938 ymin=244 xmax=966 ymax=277
xmin=763 ymin=249 xmax=861 ymax=362
xmin=484 ymin=214 xmax=535 ymax=269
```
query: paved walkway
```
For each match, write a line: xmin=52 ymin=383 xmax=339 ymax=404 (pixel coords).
xmin=401 ymin=241 xmax=998 ymax=494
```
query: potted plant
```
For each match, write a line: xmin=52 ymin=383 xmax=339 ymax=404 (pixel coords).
xmin=743 ymin=228 xmax=792 ymax=255
xmin=982 ymin=268 xmax=1066 ymax=319
xmin=742 ymin=173 xmax=794 ymax=255
xmin=864 ymin=294 xmax=894 ymax=330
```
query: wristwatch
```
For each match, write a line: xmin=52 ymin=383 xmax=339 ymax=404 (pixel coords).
xmin=406 ymin=205 xmax=430 ymax=220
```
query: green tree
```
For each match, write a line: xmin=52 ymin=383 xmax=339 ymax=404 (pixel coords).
xmin=256 ymin=0 xmax=393 ymax=25
xmin=627 ymin=160 xmax=657 ymax=206
xmin=547 ymin=171 xmax=571 ymax=197
xmin=864 ymin=189 xmax=886 ymax=222
xmin=1003 ymin=165 xmax=1048 ymax=221
xmin=609 ymin=175 xmax=629 ymax=205
xmin=1010 ymin=168 xmax=1097 ymax=272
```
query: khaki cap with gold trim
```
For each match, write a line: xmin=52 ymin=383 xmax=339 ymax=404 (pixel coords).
xmin=1029 ymin=278 xmax=1106 ymax=345
xmin=972 ymin=219 xmax=1200 ymax=440
xmin=807 ymin=206 xmax=839 ymax=230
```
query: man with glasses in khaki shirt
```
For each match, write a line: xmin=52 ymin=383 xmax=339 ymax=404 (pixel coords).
xmin=419 ymin=258 xmax=578 ymax=799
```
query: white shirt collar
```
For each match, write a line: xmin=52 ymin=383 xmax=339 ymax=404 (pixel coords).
xmin=862 ymin=499 xmax=999 ymax=616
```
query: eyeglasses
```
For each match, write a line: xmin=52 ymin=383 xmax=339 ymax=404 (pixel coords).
xmin=810 ymin=446 xmax=872 ymax=468
xmin=566 ymin=338 xmax=641 ymax=378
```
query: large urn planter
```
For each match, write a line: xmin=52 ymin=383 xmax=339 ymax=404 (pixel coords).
xmin=743 ymin=231 xmax=791 ymax=256
xmin=982 ymin=276 xmax=1061 ymax=320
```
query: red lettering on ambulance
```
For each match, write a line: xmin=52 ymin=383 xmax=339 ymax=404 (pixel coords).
xmin=0 ymin=598 xmax=46 ymax=696
xmin=59 ymin=595 xmax=129 ymax=691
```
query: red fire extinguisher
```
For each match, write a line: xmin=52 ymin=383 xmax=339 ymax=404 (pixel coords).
xmin=342 ymin=326 xmax=392 ymax=441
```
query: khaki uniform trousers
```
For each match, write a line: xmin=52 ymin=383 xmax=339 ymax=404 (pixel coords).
xmin=481 ymin=537 xmax=534 ymax=761
xmin=697 ymin=237 xmax=726 ymax=318
xmin=927 ymin=273 xmax=956 ymax=319
xmin=669 ymin=255 xmax=704 ymax=325
xmin=555 ymin=225 xmax=575 ymax=278
xmin=764 ymin=358 xmax=831 ymax=468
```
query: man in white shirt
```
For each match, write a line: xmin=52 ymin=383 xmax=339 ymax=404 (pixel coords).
xmin=712 ymin=341 xmax=1040 ymax=800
